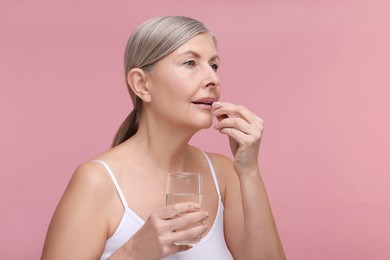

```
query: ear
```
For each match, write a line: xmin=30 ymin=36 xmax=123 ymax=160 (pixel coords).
xmin=127 ymin=68 xmax=151 ymax=102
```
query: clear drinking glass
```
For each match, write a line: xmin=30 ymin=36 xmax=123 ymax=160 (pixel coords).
xmin=166 ymin=172 xmax=203 ymax=244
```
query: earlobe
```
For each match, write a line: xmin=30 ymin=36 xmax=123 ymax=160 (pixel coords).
xmin=127 ymin=68 xmax=152 ymax=102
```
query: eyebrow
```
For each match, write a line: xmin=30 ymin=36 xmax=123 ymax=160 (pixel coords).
xmin=179 ymin=50 xmax=220 ymax=62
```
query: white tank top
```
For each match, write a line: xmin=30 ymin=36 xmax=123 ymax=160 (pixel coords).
xmin=93 ymin=152 xmax=234 ymax=260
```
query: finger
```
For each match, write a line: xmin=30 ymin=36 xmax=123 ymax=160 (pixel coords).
xmin=169 ymin=210 xmax=209 ymax=232
xmin=158 ymin=202 xmax=201 ymax=220
xmin=212 ymin=101 xmax=229 ymax=122
xmin=176 ymin=244 xmax=193 ymax=252
xmin=213 ymin=102 xmax=255 ymax=123
xmin=218 ymin=127 xmax=248 ymax=143
xmin=219 ymin=124 xmax=263 ymax=144
xmin=214 ymin=117 xmax=252 ymax=135
xmin=215 ymin=113 xmax=229 ymax=122
xmin=165 ymin=244 xmax=193 ymax=256
xmin=171 ymin=222 xmax=208 ymax=244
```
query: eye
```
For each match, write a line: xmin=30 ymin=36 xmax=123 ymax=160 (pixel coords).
xmin=184 ymin=60 xmax=196 ymax=67
xmin=210 ymin=63 xmax=219 ymax=72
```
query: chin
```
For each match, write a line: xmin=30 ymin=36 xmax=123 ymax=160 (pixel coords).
xmin=197 ymin=118 xmax=213 ymax=129
xmin=184 ymin=114 xmax=213 ymax=131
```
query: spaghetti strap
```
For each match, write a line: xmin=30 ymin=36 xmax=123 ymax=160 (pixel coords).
xmin=202 ymin=152 xmax=221 ymax=198
xmin=91 ymin=160 xmax=130 ymax=210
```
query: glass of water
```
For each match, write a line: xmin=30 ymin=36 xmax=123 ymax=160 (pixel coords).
xmin=166 ymin=172 xmax=203 ymax=244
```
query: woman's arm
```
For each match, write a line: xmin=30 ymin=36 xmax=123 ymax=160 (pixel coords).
xmin=213 ymin=102 xmax=285 ymax=260
xmin=41 ymin=163 xmax=114 ymax=259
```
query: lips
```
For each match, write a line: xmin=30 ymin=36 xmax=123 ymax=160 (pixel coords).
xmin=191 ymin=97 xmax=216 ymax=106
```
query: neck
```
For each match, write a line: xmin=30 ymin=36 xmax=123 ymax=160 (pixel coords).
xmin=128 ymin=114 xmax=197 ymax=173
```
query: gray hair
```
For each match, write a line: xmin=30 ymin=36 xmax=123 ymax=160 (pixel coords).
xmin=112 ymin=16 xmax=214 ymax=146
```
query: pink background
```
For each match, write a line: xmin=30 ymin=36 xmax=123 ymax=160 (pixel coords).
xmin=1 ymin=0 xmax=389 ymax=259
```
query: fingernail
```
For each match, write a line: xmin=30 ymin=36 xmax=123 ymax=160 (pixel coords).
xmin=194 ymin=203 xmax=201 ymax=209
xmin=212 ymin=102 xmax=221 ymax=108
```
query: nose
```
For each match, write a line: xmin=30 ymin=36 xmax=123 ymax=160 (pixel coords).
xmin=202 ymin=65 xmax=220 ymax=89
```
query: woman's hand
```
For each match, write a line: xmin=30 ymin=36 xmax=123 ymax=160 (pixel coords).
xmin=113 ymin=202 xmax=208 ymax=259
xmin=213 ymin=101 xmax=264 ymax=174
xmin=214 ymin=102 xmax=286 ymax=259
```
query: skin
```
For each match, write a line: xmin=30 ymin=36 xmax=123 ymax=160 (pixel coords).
xmin=41 ymin=33 xmax=285 ymax=259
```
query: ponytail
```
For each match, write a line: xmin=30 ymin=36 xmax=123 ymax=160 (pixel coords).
xmin=112 ymin=98 xmax=142 ymax=147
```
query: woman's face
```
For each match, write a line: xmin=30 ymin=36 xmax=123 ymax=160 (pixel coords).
xmin=146 ymin=33 xmax=221 ymax=130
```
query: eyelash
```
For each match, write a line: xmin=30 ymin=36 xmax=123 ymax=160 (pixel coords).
xmin=184 ymin=60 xmax=196 ymax=67
xmin=184 ymin=60 xmax=219 ymax=72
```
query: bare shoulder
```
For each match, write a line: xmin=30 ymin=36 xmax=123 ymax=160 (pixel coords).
xmin=203 ymin=152 xmax=235 ymax=177
xmin=188 ymin=146 xmax=233 ymax=173
xmin=201 ymin=151 xmax=239 ymax=201
xmin=70 ymin=161 xmax=112 ymax=192
xmin=205 ymin=152 xmax=232 ymax=164
xmin=56 ymin=160 xmax=116 ymax=217
xmin=41 ymin=161 xmax=117 ymax=259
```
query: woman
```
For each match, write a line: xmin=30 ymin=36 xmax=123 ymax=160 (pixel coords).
xmin=41 ymin=16 xmax=285 ymax=259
